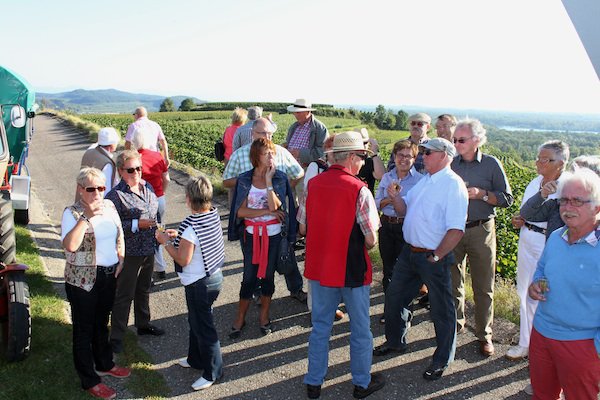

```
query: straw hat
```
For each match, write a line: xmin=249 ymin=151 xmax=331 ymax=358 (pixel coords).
xmin=287 ymin=99 xmax=316 ymax=112
xmin=327 ymin=131 xmax=373 ymax=155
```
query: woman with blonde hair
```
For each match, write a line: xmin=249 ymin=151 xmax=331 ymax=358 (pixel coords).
xmin=61 ymin=167 xmax=129 ymax=400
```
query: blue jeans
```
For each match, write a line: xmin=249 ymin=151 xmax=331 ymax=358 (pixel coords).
xmin=240 ymin=232 xmax=280 ymax=299
xmin=184 ymin=270 xmax=223 ymax=381
xmin=304 ymin=281 xmax=373 ymax=388
xmin=384 ymin=245 xmax=456 ymax=368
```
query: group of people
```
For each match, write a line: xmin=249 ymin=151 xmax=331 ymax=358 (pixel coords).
xmin=61 ymin=100 xmax=600 ymax=400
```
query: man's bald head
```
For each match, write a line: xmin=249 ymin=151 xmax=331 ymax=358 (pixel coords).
xmin=251 ymin=118 xmax=274 ymax=141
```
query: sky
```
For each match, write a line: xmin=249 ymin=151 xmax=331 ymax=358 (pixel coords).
xmin=2 ymin=0 xmax=599 ymax=114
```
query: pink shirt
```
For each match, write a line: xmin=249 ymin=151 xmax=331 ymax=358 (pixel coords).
xmin=125 ymin=117 xmax=165 ymax=151
xmin=223 ymin=123 xmax=242 ymax=161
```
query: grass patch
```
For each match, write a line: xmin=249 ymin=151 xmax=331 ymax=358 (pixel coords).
xmin=464 ymin=274 xmax=520 ymax=325
xmin=0 ymin=226 xmax=169 ymax=399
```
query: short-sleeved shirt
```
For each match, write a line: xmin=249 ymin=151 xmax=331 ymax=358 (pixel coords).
xmin=402 ymin=166 xmax=468 ymax=250
xmin=223 ymin=143 xmax=304 ymax=181
xmin=125 ymin=117 xmax=165 ymax=151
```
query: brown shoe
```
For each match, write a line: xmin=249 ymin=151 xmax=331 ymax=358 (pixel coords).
xmin=479 ymin=340 xmax=495 ymax=356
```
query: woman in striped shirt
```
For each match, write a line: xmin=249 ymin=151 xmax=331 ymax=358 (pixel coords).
xmin=156 ymin=175 xmax=225 ymax=391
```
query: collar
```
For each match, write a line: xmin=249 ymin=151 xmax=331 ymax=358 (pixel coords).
xmin=559 ymin=225 xmax=600 ymax=246
xmin=457 ymin=148 xmax=483 ymax=163
xmin=429 ymin=166 xmax=451 ymax=183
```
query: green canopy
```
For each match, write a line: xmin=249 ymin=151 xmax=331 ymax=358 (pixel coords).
xmin=0 ymin=66 xmax=35 ymax=112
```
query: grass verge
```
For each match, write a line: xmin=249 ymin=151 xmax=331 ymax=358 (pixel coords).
xmin=465 ymin=274 xmax=520 ymax=325
xmin=0 ymin=226 xmax=169 ymax=399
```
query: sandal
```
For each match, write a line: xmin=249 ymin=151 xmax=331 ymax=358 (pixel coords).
xmin=260 ymin=320 xmax=273 ymax=336
xmin=228 ymin=321 xmax=246 ymax=339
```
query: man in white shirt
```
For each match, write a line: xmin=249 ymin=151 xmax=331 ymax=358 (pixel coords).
xmin=373 ymin=138 xmax=468 ymax=381
xmin=125 ymin=106 xmax=170 ymax=166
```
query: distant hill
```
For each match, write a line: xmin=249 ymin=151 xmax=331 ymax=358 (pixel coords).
xmin=36 ymin=89 xmax=205 ymax=113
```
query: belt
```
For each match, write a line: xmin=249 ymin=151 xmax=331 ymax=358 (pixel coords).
xmin=410 ymin=245 xmax=433 ymax=253
xmin=381 ymin=215 xmax=404 ymax=224
xmin=98 ymin=263 xmax=118 ymax=275
xmin=524 ymin=221 xmax=547 ymax=235
xmin=465 ymin=218 xmax=491 ymax=229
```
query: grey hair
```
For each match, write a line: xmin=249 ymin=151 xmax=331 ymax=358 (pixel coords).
xmin=247 ymin=106 xmax=263 ymax=120
xmin=134 ymin=106 xmax=148 ymax=118
xmin=116 ymin=150 xmax=141 ymax=169
xmin=557 ymin=168 xmax=600 ymax=208
xmin=76 ymin=167 xmax=106 ymax=187
xmin=131 ymin=127 xmax=148 ymax=150
xmin=571 ymin=155 xmax=600 ymax=177
xmin=186 ymin=174 xmax=213 ymax=211
xmin=332 ymin=151 xmax=352 ymax=163
xmin=538 ymin=140 xmax=570 ymax=167
xmin=455 ymin=118 xmax=487 ymax=146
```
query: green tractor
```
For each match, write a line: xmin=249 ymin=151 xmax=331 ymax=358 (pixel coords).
xmin=0 ymin=65 xmax=35 ymax=361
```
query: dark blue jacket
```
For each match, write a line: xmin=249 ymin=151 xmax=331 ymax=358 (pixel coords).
xmin=227 ymin=169 xmax=297 ymax=243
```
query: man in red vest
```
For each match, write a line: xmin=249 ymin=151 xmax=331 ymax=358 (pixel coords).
xmin=298 ymin=131 xmax=384 ymax=399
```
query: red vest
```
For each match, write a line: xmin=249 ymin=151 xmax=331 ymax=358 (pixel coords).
xmin=304 ymin=165 xmax=372 ymax=288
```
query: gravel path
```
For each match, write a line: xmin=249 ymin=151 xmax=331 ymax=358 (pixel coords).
xmin=26 ymin=114 xmax=532 ymax=399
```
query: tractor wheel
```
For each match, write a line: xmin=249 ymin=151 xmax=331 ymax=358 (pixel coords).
xmin=0 ymin=197 xmax=16 ymax=265
xmin=1 ymin=271 xmax=31 ymax=361
xmin=14 ymin=209 xmax=29 ymax=226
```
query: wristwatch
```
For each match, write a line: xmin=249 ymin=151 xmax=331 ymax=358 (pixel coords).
xmin=482 ymin=190 xmax=489 ymax=202
xmin=267 ymin=186 xmax=274 ymax=191
xmin=431 ymin=253 xmax=440 ymax=262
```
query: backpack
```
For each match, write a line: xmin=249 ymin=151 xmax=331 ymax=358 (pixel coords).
xmin=214 ymin=139 xmax=225 ymax=161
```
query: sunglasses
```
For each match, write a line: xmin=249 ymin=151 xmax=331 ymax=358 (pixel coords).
xmin=410 ymin=121 xmax=428 ymax=127
xmin=124 ymin=166 xmax=142 ymax=174
xmin=422 ymin=149 xmax=441 ymax=156
xmin=354 ymin=152 xmax=368 ymax=160
xmin=536 ymin=157 xmax=556 ymax=164
xmin=453 ymin=136 xmax=473 ymax=144
xmin=82 ymin=186 xmax=106 ymax=193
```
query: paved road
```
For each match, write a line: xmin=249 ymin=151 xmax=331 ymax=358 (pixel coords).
xmin=26 ymin=114 xmax=531 ymax=399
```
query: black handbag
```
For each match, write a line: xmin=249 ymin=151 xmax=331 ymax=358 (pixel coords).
xmin=276 ymin=215 xmax=297 ymax=275
xmin=214 ymin=139 xmax=225 ymax=161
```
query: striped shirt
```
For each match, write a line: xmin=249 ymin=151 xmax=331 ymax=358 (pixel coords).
xmin=173 ymin=208 xmax=224 ymax=277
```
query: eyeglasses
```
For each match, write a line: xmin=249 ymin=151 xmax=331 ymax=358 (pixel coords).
xmin=453 ymin=136 xmax=473 ymax=144
xmin=82 ymin=186 xmax=106 ymax=193
xmin=395 ymin=153 xmax=414 ymax=160
xmin=124 ymin=166 xmax=142 ymax=174
xmin=423 ymin=149 xmax=441 ymax=156
xmin=558 ymin=197 xmax=592 ymax=207
xmin=536 ymin=157 xmax=556 ymax=164
xmin=410 ymin=121 xmax=428 ymax=127
xmin=353 ymin=152 xmax=368 ymax=160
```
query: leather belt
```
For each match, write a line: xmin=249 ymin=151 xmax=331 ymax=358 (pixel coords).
xmin=381 ymin=215 xmax=404 ymax=224
xmin=98 ymin=263 xmax=118 ymax=275
xmin=465 ymin=218 xmax=491 ymax=229
xmin=524 ymin=221 xmax=547 ymax=235
xmin=410 ymin=245 xmax=433 ymax=253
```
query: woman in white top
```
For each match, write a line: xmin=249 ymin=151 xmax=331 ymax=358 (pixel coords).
xmin=508 ymin=141 xmax=567 ymax=361
xmin=61 ymin=167 xmax=129 ymax=400
xmin=156 ymin=175 xmax=225 ymax=391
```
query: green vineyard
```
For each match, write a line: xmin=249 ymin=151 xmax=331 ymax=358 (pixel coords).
xmin=79 ymin=110 xmax=542 ymax=279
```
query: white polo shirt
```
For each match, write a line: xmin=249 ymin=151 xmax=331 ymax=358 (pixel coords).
xmin=403 ymin=166 xmax=468 ymax=250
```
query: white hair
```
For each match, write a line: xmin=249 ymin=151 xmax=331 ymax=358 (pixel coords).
xmin=455 ymin=118 xmax=487 ymax=146
xmin=131 ymin=127 xmax=148 ymax=150
xmin=557 ymin=168 xmax=600 ymax=207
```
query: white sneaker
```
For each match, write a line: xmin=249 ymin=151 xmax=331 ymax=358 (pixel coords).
xmin=178 ymin=357 xmax=190 ymax=368
xmin=192 ymin=376 xmax=214 ymax=390
xmin=523 ymin=383 xmax=533 ymax=395
xmin=506 ymin=345 xmax=529 ymax=360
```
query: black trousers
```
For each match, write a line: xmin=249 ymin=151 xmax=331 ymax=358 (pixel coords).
xmin=378 ymin=221 xmax=405 ymax=293
xmin=66 ymin=270 xmax=116 ymax=389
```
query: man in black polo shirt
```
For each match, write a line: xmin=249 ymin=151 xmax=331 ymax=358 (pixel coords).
xmin=450 ymin=118 xmax=513 ymax=357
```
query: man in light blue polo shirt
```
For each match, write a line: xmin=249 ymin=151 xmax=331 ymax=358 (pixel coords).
xmin=373 ymin=138 xmax=468 ymax=381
